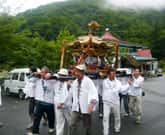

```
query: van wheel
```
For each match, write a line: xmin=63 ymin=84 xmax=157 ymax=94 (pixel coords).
xmin=18 ymin=90 xmax=25 ymax=100
xmin=5 ymin=88 xmax=10 ymax=96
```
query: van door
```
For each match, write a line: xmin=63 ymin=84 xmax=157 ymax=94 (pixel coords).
xmin=18 ymin=72 xmax=26 ymax=90
xmin=10 ymin=72 xmax=19 ymax=93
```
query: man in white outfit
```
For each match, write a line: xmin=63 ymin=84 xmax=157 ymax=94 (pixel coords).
xmin=24 ymin=66 xmax=38 ymax=129
xmin=102 ymin=68 xmax=129 ymax=135
xmin=54 ymin=68 xmax=72 ymax=135
xmin=32 ymin=66 xmax=55 ymax=135
xmin=118 ymin=71 xmax=130 ymax=116
xmin=70 ymin=64 xmax=98 ymax=135
xmin=128 ymin=68 xmax=144 ymax=124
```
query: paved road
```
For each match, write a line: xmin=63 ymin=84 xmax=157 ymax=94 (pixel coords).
xmin=0 ymin=76 xmax=165 ymax=135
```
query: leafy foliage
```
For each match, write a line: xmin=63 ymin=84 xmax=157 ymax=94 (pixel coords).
xmin=0 ymin=0 xmax=165 ymax=70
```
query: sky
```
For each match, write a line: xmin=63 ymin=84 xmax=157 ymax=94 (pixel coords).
xmin=0 ymin=0 xmax=66 ymax=14
xmin=107 ymin=0 xmax=165 ymax=9
xmin=0 ymin=0 xmax=165 ymax=15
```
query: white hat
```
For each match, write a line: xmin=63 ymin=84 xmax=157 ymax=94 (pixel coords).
xmin=57 ymin=68 xmax=69 ymax=76
xmin=75 ymin=64 xmax=86 ymax=71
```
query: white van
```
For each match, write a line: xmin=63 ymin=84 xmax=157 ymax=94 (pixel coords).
xmin=116 ymin=68 xmax=132 ymax=76
xmin=4 ymin=68 xmax=39 ymax=99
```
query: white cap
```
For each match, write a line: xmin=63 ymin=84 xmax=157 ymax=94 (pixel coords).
xmin=57 ymin=68 xmax=69 ymax=76
xmin=75 ymin=64 xmax=86 ymax=71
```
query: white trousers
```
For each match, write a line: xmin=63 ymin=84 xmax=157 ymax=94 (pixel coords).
xmin=129 ymin=95 xmax=142 ymax=121
xmin=55 ymin=106 xmax=71 ymax=135
xmin=103 ymin=103 xmax=121 ymax=135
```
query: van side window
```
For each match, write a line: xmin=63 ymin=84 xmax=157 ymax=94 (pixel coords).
xmin=20 ymin=73 xmax=25 ymax=81
xmin=12 ymin=73 xmax=19 ymax=80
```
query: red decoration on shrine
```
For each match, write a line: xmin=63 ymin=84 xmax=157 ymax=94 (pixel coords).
xmin=137 ymin=49 xmax=152 ymax=57
xmin=101 ymin=28 xmax=119 ymax=41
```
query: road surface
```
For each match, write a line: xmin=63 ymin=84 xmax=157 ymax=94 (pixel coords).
xmin=0 ymin=75 xmax=165 ymax=135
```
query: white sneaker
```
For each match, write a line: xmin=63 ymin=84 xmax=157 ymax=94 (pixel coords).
xmin=115 ymin=129 xmax=120 ymax=133
xmin=124 ymin=113 xmax=129 ymax=117
xmin=0 ymin=122 xmax=4 ymax=128
xmin=27 ymin=132 xmax=33 ymax=135
xmin=48 ymin=128 xmax=55 ymax=134
xmin=135 ymin=120 xmax=141 ymax=124
xmin=26 ymin=122 xmax=33 ymax=129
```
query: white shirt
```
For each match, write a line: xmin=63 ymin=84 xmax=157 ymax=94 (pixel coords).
xmin=128 ymin=75 xmax=144 ymax=96
xmin=23 ymin=76 xmax=38 ymax=98
xmin=118 ymin=76 xmax=130 ymax=95
xmin=54 ymin=81 xmax=63 ymax=104
xmin=54 ymin=81 xmax=69 ymax=104
xmin=69 ymin=75 xmax=98 ymax=114
xmin=35 ymin=79 xmax=55 ymax=104
xmin=59 ymin=82 xmax=70 ymax=104
xmin=54 ymin=81 xmax=72 ymax=110
xmin=103 ymin=78 xmax=124 ymax=105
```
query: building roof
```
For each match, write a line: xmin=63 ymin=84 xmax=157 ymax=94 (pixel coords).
xmin=133 ymin=55 xmax=157 ymax=61
xmin=128 ymin=52 xmax=157 ymax=61
xmin=119 ymin=40 xmax=144 ymax=48
xmin=137 ymin=49 xmax=152 ymax=57
xmin=101 ymin=29 xmax=119 ymax=41
xmin=101 ymin=29 xmax=145 ymax=48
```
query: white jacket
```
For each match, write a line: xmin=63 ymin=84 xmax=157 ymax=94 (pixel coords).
xmin=69 ymin=75 xmax=98 ymax=114
xmin=103 ymin=78 xmax=127 ymax=105
xmin=128 ymin=76 xmax=144 ymax=96
xmin=118 ymin=76 xmax=130 ymax=95
xmin=54 ymin=81 xmax=63 ymax=104
xmin=23 ymin=76 xmax=38 ymax=98
xmin=35 ymin=79 xmax=55 ymax=104
xmin=54 ymin=81 xmax=71 ymax=109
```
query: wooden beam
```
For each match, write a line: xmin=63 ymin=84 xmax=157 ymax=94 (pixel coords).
xmin=60 ymin=46 xmax=65 ymax=69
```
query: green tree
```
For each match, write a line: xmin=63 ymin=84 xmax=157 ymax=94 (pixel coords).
xmin=54 ymin=28 xmax=75 ymax=69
